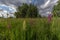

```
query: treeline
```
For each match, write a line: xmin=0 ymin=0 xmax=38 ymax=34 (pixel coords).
xmin=15 ymin=3 xmax=40 ymax=18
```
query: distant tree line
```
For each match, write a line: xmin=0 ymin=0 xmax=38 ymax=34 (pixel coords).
xmin=14 ymin=3 xmax=39 ymax=18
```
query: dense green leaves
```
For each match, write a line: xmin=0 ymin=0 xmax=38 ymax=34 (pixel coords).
xmin=15 ymin=3 xmax=38 ymax=18
xmin=53 ymin=0 xmax=60 ymax=17
xmin=27 ymin=4 xmax=38 ymax=18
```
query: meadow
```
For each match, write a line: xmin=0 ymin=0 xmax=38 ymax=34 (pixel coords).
xmin=0 ymin=18 xmax=60 ymax=40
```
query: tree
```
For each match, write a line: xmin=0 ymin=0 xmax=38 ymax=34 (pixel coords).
xmin=15 ymin=3 xmax=38 ymax=18
xmin=27 ymin=4 xmax=38 ymax=18
xmin=15 ymin=3 xmax=29 ymax=18
xmin=15 ymin=12 xmax=21 ymax=18
xmin=53 ymin=1 xmax=60 ymax=17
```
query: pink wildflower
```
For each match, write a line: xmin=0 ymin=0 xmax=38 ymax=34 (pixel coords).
xmin=48 ymin=14 xmax=52 ymax=23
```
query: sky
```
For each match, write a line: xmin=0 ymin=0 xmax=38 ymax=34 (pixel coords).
xmin=0 ymin=0 xmax=59 ymax=18
xmin=0 ymin=4 xmax=16 ymax=13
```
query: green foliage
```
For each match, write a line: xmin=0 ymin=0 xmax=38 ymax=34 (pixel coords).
xmin=15 ymin=3 xmax=38 ymax=18
xmin=27 ymin=4 xmax=38 ymax=18
xmin=53 ymin=1 xmax=60 ymax=17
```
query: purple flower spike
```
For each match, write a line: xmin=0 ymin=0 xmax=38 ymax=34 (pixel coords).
xmin=48 ymin=14 xmax=52 ymax=23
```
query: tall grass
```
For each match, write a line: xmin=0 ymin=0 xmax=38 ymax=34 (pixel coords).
xmin=0 ymin=18 xmax=60 ymax=40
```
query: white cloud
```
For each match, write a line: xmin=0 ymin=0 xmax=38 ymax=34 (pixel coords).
xmin=37 ymin=0 xmax=58 ymax=17
xmin=19 ymin=0 xmax=27 ymax=3
xmin=40 ymin=0 xmax=50 ymax=9
xmin=0 ymin=4 xmax=16 ymax=18
xmin=3 ymin=10 xmax=7 ymax=13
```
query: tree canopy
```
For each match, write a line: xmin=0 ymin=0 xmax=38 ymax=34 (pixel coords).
xmin=15 ymin=3 xmax=38 ymax=18
xmin=53 ymin=1 xmax=60 ymax=17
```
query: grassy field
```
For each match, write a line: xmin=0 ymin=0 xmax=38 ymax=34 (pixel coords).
xmin=0 ymin=18 xmax=60 ymax=40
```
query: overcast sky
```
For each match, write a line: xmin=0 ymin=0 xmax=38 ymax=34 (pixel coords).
xmin=0 ymin=0 xmax=59 ymax=18
xmin=0 ymin=0 xmax=58 ymax=5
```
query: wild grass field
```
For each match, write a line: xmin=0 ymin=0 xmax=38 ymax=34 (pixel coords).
xmin=0 ymin=18 xmax=60 ymax=40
